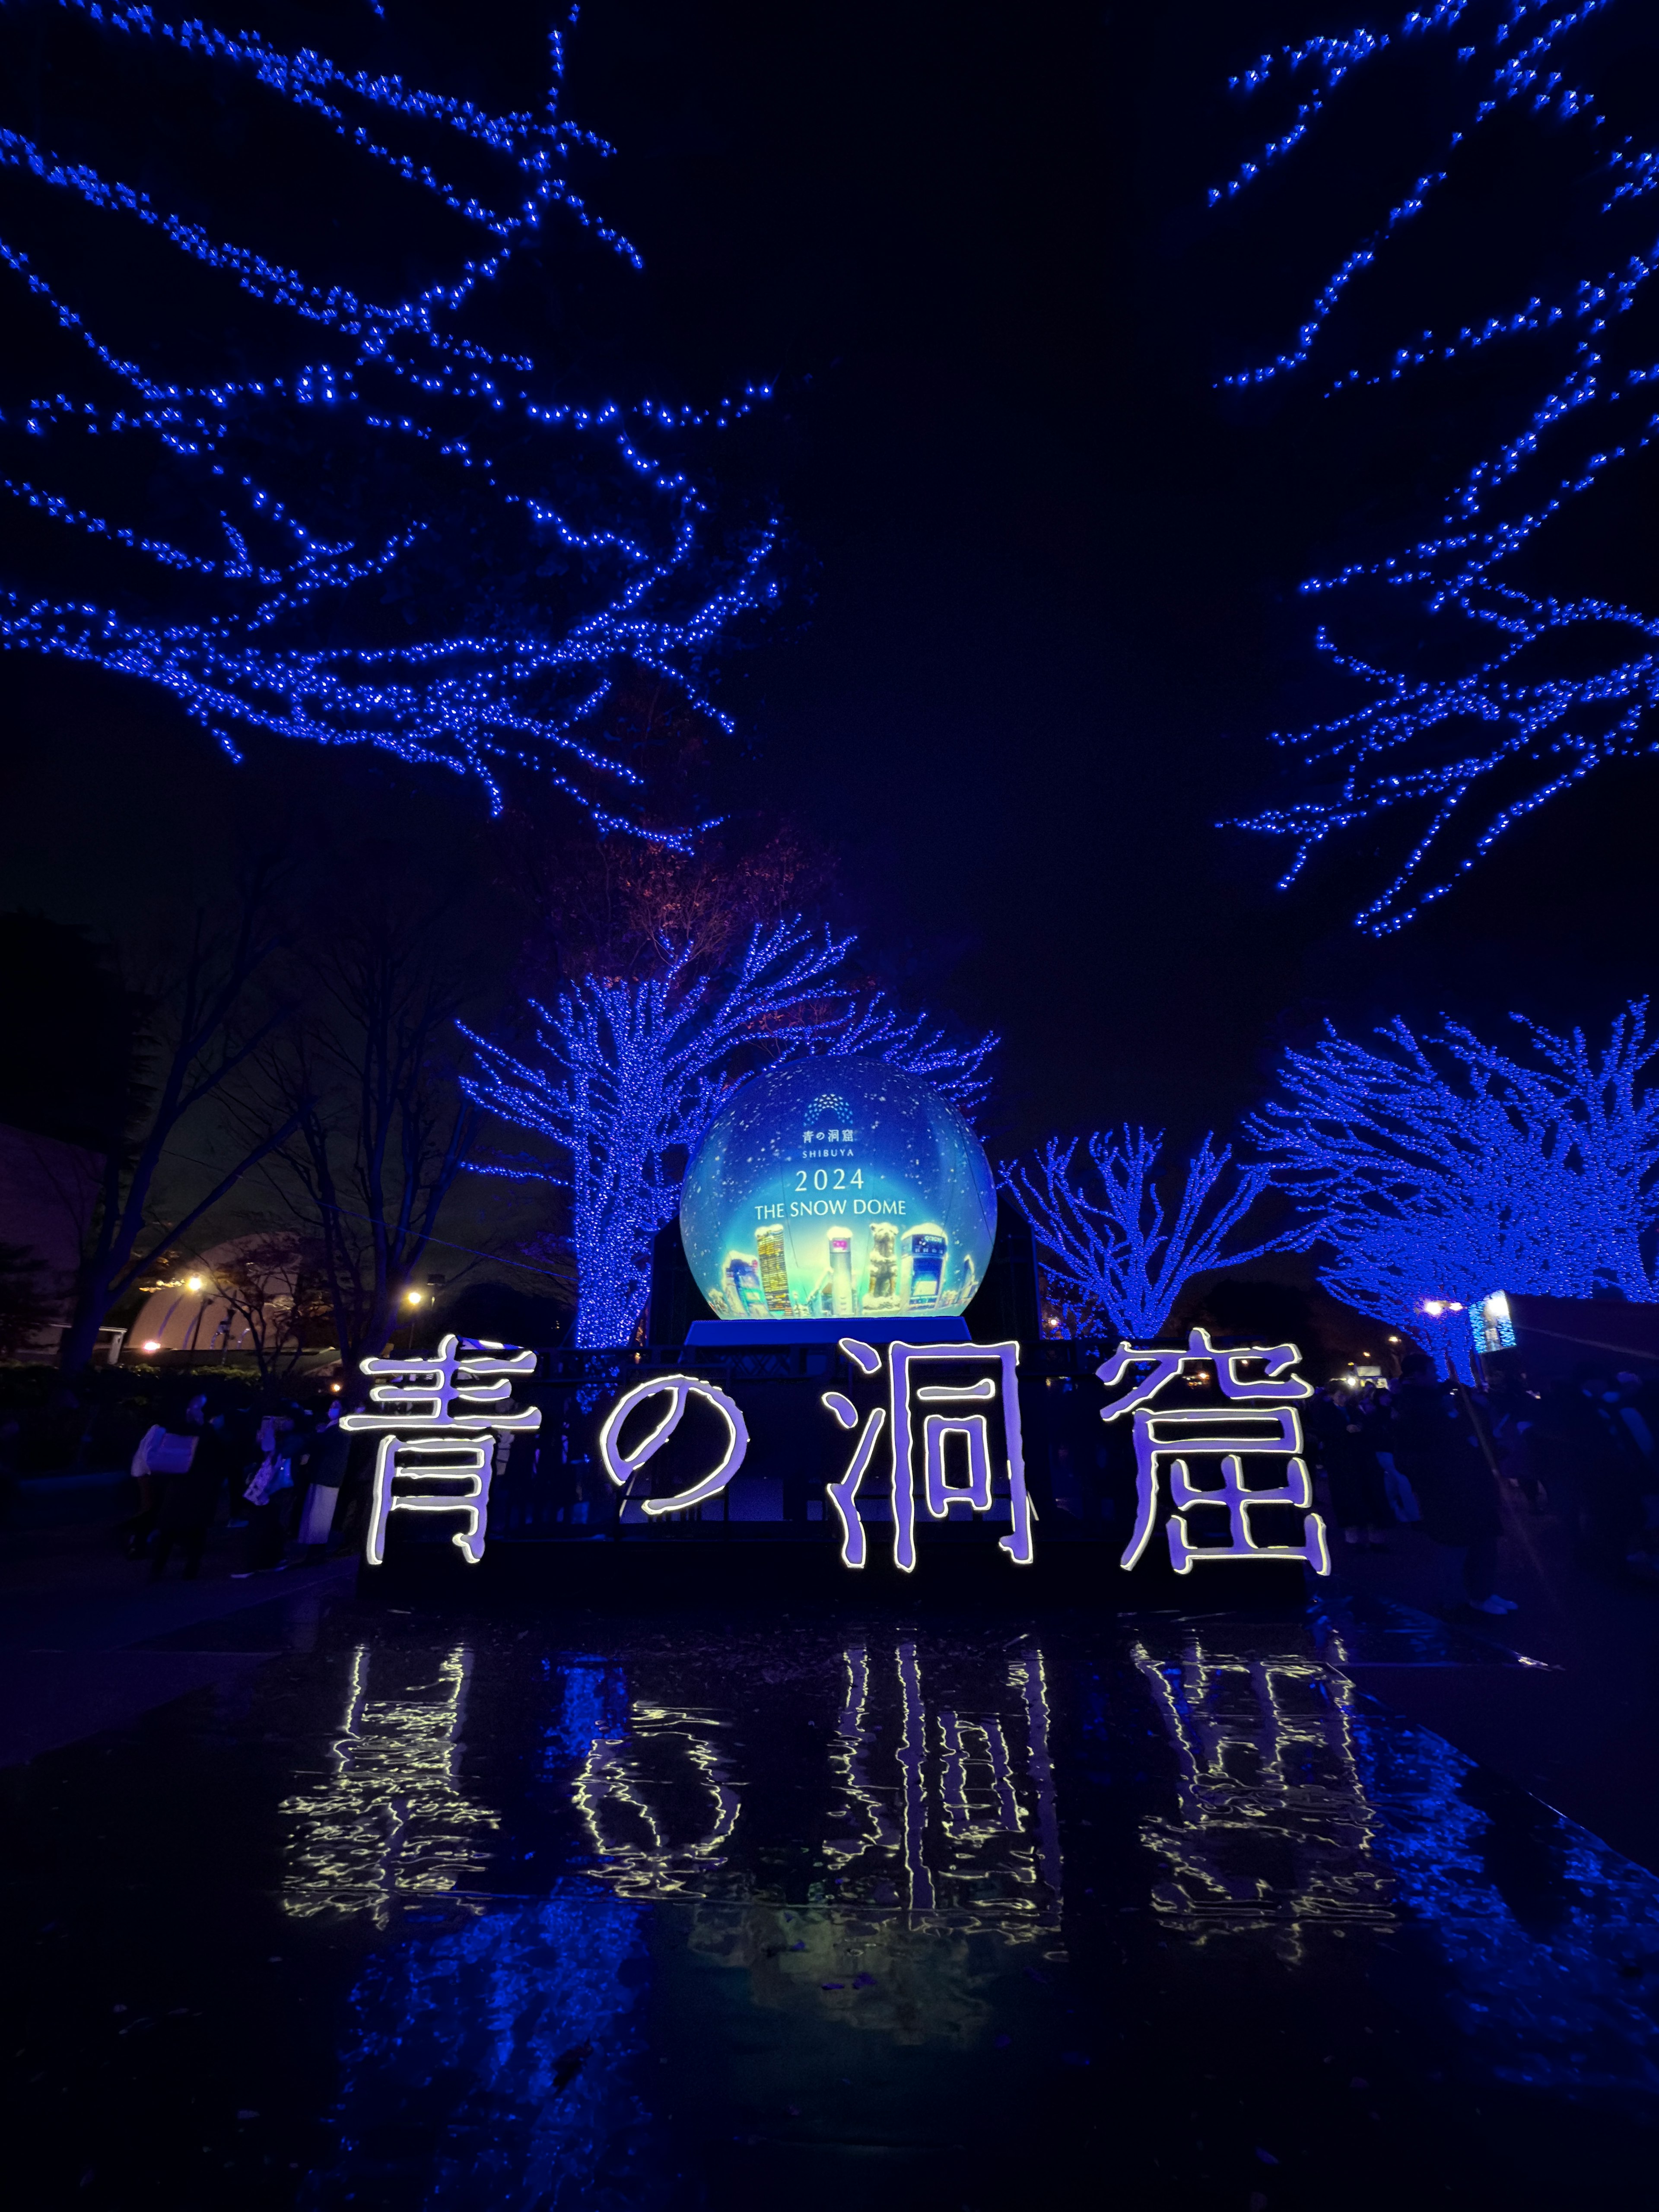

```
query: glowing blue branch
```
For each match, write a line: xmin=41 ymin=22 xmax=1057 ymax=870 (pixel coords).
xmin=1003 ymin=1129 xmax=1309 ymax=1341
xmin=0 ymin=7 xmax=775 ymax=819
xmin=1215 ymin=0 xmax=1659 ymax=929
xmin=1250 ymin=1002 xmax=1659 ymax=1376
xmin=461 ymin=922 xmax=998 ymax=1347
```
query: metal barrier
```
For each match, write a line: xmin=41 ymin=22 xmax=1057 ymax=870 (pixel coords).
xmin=489 ymin=1339 xmax=1124 ymax=1546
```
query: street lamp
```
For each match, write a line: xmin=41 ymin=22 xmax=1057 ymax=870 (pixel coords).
xmin=184 ymin=1271 xmax=210 ymax=1352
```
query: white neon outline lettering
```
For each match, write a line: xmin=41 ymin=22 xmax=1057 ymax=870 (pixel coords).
xmin=364 ymin=1433 xmax=493 ymax=1567
xmin=1097 ymin=1328 xmax=1315 ymax=1415
xmin=352 ymin=1337 xmax=539 ymax=1567
xmin=1116 ymin=1407 xmax=1305 ymax=1570
xmin=922 ymin=1415 xmax=994 ymax=1516
xmin=1103 ymin=1335 xmax=1325 ymax=1573
xmin=881 ymin=1339 xmax=1033 ymax=1570
xmin=821 ymin=1391 xmax=887 ymax=1568
xmin=596 ymin=1372 xmax=750 ymax=1516
xmin=343 ymin=1332 xmax=542 ymax=1433
xmin=1165 ymin=1451 xmax=1330 ymax=1575
xmin=1095 ymin=1343 xmax=1186 ymax=1415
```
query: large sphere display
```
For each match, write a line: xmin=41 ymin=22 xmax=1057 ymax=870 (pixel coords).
xmin=679 ymin=1057 xmax=998 ymax=1324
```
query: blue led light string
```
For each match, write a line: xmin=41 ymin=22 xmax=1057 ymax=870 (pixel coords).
xmin=1213 ymin=0 xmax=1659 ymax=931
xmin=0 ymin=5 xmax=775 ymax=818
xmin=1003 ymin=1130 xmax=1312 ymax=1341
xmin=459 ymin=920 xmax=998 ymax=1348
xmin=1249 ymin=1002 xmax=1659 ymax=1377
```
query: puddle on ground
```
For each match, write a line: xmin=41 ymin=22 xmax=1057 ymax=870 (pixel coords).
xmin=4 ymin=1602 xmax=1658 ymax=2208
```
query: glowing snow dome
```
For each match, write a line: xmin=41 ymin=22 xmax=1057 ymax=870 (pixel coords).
xmin=679 ymin=1057 xmax=998 ymax=1324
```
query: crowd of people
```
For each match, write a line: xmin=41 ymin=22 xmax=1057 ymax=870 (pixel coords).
xmin=122 ymin=1388 xmax=362 ymax=1580
xmin=1304 ymin=1355 xmax=1659 ymax=1615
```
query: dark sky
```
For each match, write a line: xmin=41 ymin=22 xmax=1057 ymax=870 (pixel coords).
xmin=4 ymin=0 xmax=1657 ymax=1157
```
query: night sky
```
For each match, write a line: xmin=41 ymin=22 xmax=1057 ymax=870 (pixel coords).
xmin=4 ymin=0 xmax=1657 ymax=1158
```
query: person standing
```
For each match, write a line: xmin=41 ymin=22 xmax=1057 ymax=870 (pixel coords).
xmin=149 ymin=1396 xmax=234 ymax=1580
xmin=126 ymin=1398 xmax=200 ymax=1559
xmin=1391 ymin=1354 xmax=1515 ymax=1617
xmin=1306 ymin=1383 xmax=1391 ymax=1550
xmin=136 ymin=1395 xmax=207 ymax=1572
xmin=232 ymin=1413 xmax=293 ymax=1577
xmin=296 ymin=1402 xmax=350 ymax=1559
xmin=1568 ymin=1370 xmax=1648 ymax=1577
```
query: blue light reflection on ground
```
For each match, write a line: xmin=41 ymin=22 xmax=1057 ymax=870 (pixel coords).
xmin=7 ymin=1600 xmax=1659 ymax=2207
xmin=302 ymin=1892 xmax=655 ymax=2210
xmin=1348 ymin=1704 xmax=1659 ymax=2101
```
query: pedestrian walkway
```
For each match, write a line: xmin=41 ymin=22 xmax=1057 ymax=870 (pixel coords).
xmin=1322 ymin=1477 xmax=1659 ymax=1875
xmin=0 ymin=1513 xmax=354 ymax=1766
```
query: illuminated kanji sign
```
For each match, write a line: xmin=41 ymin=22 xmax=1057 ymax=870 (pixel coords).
xmin=820 ymin=1337 xmax=1033 ymax=1572
xmin=585 ymin=1337 xmax=1031 ymax=1573
xmin=596 ymin=1372 xmax=750 ymax=1515
xmin=1098 ymin=1327 xmax=1329 ymax=1576
xmin=344 ymin=1334 xmax=541 ymax=1566
xmin=361 ymin=1326 xmax=1328 ymax=1579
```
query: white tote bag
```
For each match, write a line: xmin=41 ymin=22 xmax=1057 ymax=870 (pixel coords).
xmin=296 ymin=1484 xmax=338 ymax=1545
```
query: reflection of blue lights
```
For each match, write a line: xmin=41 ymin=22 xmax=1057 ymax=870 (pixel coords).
xmin=1346 ymin=1702 xmax=1659 ymax=2098
xmin=304 ymin=1892 xmax=655 ymax=2208
xmin=541 ymin=1658 xmax=627 ymax=1767
xmin=294 ymin=1623 xmax=1659 ymax=2203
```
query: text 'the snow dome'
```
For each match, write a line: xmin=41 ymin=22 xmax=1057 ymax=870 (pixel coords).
xmin=678 ymin=1057 xmax=997 ymax=1323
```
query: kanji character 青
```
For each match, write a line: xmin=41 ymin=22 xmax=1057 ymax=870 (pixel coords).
xmin=343 ymin=1335 xmax=542 ymax=1566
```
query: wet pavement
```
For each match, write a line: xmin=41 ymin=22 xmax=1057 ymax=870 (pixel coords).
xmin=5 ymin=1586 xmax=1659 ymax=2209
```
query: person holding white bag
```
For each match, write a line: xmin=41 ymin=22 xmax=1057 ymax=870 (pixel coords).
xmin=233 ymin=1413 xmax=294 ymax=1577
xmin=127 ymin=1395 xmax=206 ymax=1563
xmin=148 ymin=1394 xmax=235 ymax=1581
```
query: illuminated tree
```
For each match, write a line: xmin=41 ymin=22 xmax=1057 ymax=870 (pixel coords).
xmin=1218 ymin=2 xmax=1659 ymax=932
xmin=461 ymin=921 xmax=996 ymax=1346
xmin=1004 ymin=1129 xmax=1308 ymax=1341
xmin=1250 ymin=1003 xmax=1659 ymax=1377
xmin=0 ymin=3 xmax=774 ymax=821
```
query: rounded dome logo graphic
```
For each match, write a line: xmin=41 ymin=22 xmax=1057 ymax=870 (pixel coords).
xmin=678 ymin=1057 xmax=997 ymax=1323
